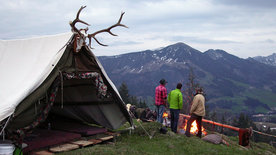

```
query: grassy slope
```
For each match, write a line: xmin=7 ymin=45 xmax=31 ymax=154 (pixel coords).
xmin=229 ymin=79 xmax=276 ymax=108
xmin=58 ymin=121 xmax=276 ymax=155
xmin=207 ymin=79 xmax=276 ymax=114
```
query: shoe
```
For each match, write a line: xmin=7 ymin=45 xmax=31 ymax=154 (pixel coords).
xmin=196 ymin=134 xmax=201 ymax=138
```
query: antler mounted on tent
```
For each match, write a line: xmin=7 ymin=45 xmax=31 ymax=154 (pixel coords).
xmin=69 ymin=6 xmax=90 ymax=38
xmin=87 ymin=12 xmax=128 ymax=47
xmin=69 ymin=6 xmax=128 ymax=52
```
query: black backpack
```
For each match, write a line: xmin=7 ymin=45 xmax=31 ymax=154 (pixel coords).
xmin=159 ymin=126 xmax=168 ymax=134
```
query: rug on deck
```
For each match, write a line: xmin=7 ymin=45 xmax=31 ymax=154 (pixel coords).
xmin=23 ymin=129 xmax=81 ymax=153
xmin=51 ymin=120 xmax=107 ymax=136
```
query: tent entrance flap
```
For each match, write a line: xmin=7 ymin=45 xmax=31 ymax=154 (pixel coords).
xmin=52 ymin=72 xmax=128 ymax=129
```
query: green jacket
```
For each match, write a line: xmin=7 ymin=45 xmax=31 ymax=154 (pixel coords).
xmin=168 ymin=89 xmax=183 ymax=110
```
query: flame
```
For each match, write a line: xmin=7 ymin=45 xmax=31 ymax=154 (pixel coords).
xmin=163 ymin=112 xmax=168 ymax=118
xmin=181 ymin=119 xmax=207 ymax=135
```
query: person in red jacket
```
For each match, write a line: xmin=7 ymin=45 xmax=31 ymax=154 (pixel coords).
xmin=155 ymin=79 xmax=168 ymax=124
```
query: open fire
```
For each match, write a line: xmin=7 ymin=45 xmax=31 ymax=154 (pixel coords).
xmin=163 ymin=112 xmax=169 ymax=118
xmin=162 ymin=112 xmax=207 ymax=135
xmin=180 ymin=119 xmax=207 ymax=135
xmin=162 ymin=112 xmax=170 ymax=127
xmin=178 ymin=115 xmax=207 ymax=136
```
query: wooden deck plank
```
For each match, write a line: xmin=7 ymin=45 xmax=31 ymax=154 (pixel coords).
xmin=49 ymin=143 xmax=79 ymax=153
xmin=31 ymin=150 xmax=53 ymax=155
xmin=70 ymin=140 xmax=94 ymax=147
xmin=99 ymin=135 xmax=114 ymax=141
xmin=88 ymin=139 xmax=102 ymax=144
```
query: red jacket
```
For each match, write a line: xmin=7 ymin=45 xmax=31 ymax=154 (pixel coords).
xmin=155 ymin=84 xmax=167 ymax=106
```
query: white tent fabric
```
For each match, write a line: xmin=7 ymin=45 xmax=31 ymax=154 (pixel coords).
xmin=0 ymin=33 xmax=73 ymax=122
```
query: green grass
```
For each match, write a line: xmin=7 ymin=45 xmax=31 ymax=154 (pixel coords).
xmin=207 ymin=78 xmax=276 ymax=114
xmin=242 ymin=88 xmax=276 ymax=107
xmin=58 ymin=121 xmax=276 ymax=155
xmin=229 ymin=79 xmax=276 ymax=108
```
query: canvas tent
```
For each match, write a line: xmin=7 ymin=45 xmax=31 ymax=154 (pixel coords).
xmin=0 ymin=32 xmax=133 ymax=141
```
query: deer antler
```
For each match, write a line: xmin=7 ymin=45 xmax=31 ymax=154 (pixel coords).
xmin=69 ymin=6 xmax=90 ymax=37
xmin=87 ymin=12 xmax=128 ymax=48
xmin=69 ymin=6 xmax=127 ymax=51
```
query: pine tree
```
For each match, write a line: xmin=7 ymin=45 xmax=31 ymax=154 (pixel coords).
xmin=129 ymin=96 xmax=139 ymax=106
xmin=233 ymin=113 xmax=256 ymax=129
xmin=138 ymin=99 xmax=147 ymax=108
xmin=119 ymin=82 xmax=130 ymax=104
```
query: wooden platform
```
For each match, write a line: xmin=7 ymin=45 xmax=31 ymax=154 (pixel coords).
xmin=23 ymin=121 xmax=118 ymax=154
xmin=23 ymin=129 xmax=81 ymax=153
xmin=88 ymin=139 xmax=102 ymax=144
xmin=30 ymin=150 xmax=53 ymax=155
xmin=49 ymin=143 xmax=79 ymax=153
xmin=70 ymin=140 xmax=94 ymax=147
xmin=47 ymin=134 xmax=115 ymax=153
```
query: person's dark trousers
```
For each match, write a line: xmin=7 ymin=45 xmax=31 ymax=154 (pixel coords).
xmin=170 ymin=109 xmax=180 ymax=133
xmin=185 ymin=113 xmax=202 ymax=138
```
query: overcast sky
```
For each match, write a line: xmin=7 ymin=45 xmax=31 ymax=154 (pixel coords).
xmin=1 ymin=0 xmax=276 ymax=58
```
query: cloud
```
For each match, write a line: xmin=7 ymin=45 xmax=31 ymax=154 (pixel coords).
xmin=169 ymin=36 xmax=240 ymax=44
xmin=213 ymin=0 xmax=276 ymax=9
xmin=265 ymin=39 xmax=275 ymax=44
xmin=0 ymin=0 xmax=275 ymax=58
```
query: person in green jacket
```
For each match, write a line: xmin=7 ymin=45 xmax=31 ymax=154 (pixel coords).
xmin=168 ymin=83 xmax=183 ymax=133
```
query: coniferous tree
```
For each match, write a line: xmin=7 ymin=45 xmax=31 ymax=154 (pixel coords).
xmin=138 ymin=99 xmax=147 ymax=108
xmin=119 ymin=82 xmax=130 ymax=104
xmin=233 ymin=113 xmax=257 ymax=131
xmin=129 ymin=96 xmax=139 ymax=106
xmin=235 ymin=113 xmax=251 ymax=128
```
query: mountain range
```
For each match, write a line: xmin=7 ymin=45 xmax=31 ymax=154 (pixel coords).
xmin=252 ymin=53 xmax=276 ymax=67
xmin=98 ymin=42 xmax=276 ymax=116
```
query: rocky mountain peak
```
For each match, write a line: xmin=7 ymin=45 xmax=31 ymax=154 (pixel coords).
xmin=204 ymin=49 xmax=232 ymax=60
xmin=252 ymin=53 xmax=276 ymax=67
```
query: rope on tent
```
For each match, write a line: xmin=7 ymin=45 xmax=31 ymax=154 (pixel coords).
xmin=128 ymin=110 xmax=152 ymax=139
xmin=253 ymin=130 xmax=276 ymax=138
xmin=57 ymin=35 xmax=73 ymax=54
xmin=0 ymin=115 xmax=12 ymax=140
